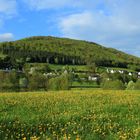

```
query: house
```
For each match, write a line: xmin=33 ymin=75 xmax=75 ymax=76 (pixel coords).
xmin=110 ymin=70 xmax=115 ymax=74
xmin=88 ymin=74 xmax=99 ymax=81
xmin=43 ymin=72 xmax=57 ymax=78
xmin=118 ymin=70 xmax=124 ymax=74
xmin=138 ymin=72 xmax=140 ymax=79
xmin=128 ymin=72 xmax=132 ymax=76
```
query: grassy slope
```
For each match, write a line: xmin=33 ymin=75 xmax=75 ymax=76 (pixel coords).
xmin=25 ymin=63 xmax=136 ymax=72
xmin=24 ymin=63 xmax=88 ymax=71
xmin=20 ymin=36 xmax=140 ymax=63
xmin=0 ymin=90 xmax=140 ymax=139
xmin=50 ymin=64 xmax=87 ymax=71
xmin=0 ymin=36 xmax=140 ymax=66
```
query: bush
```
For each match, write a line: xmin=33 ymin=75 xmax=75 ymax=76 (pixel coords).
xmin=28 ymin=73 xmax=48 ymax=91
xmin=102 ymin=80 xmax=125 ymax=90
xmin=133 ymin=79 xmax=140 ymax=90
xmin=19 ymin=77 xmax=28 ymax=89
xmin=0 ymin=71 xmax=20 ymax=91
xmin=126 ymin=81 xmax=135 ymax=90
xmin=60 ymin=74 xmax=71 ymax=90
xmin=48 ymin=77 xmax=60 ymax=90
xmin=48 ymin=74 xmax=71 ymax=90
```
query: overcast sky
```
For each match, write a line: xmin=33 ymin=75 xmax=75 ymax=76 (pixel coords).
xmin=0 ymin=0 xmax=140 ymax=57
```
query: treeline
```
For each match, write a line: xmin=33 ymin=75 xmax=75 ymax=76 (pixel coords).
xmin=101 ymin=79 xmax=140 ymax=90
xmin=0 ymin=49 xmax=84 ymax=68
xmin=100 ymin=71 xmax=140 ymax=90
xmin=0 ymin=70 xmax=139 ymax=92
xmin=0 ymin=71 xmax=71 ymax=92
xmin=0 ymin=36 xmax=140 ymax=70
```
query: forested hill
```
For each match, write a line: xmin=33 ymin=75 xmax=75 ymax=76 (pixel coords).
xmin=0 ymin=36 xmax=140 ymax=70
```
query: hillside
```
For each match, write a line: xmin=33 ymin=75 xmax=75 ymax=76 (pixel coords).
xmin=0 ymin=36 xmax=140 ymax=70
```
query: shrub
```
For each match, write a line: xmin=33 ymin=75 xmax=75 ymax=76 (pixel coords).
xmin=102 ymin=80 xmax=125 ymax=90
xmin=48 ymin=77 xmax=60 ymax=90
xmin=19 ymin=77 xmax=28 ymax=89
xmin=133 ymin=79 xmax=140 ymax=90
xmin=126 ymin=81 xmax=135 ymax=90
xmin=48 ymin=74 xmax=71 ymax=90
xmin=28 ymin=73 xmax=48 ymax=91
xmin=0 ymin=71 xmax=20 ymax=91
xmin=60 ymin=74 xmax=71 ymax=90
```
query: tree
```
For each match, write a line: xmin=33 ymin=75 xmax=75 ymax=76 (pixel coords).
xmin=48 ymin=73 xmax=71 ymax=90
xmin=28 ymin=73 xmax=48 ymax=91
xmin=19 ymin=77 xmax=28 ymax=89
xmin=101 ymin=80 xmax=125 ymax=90
xmin=0 ymin=71 xmax=20 ymax=91
xmin=126 ymin=81 xmax=135 ymax=90
xmin=134 ymin=79 xmax=140 ymax=90
xmin=48 ymin=77 xmax=60 ymax=90
xmin=60 ymin=74 xmax=71 ymax=90
xmin=87 ymin=63 xmax=97 ymax=74
xmin=100 ymin=72 xmax=110 ymax=83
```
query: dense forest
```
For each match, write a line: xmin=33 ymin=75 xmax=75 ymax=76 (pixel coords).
xmin=0 ymin=36 xmax=140 ymax=71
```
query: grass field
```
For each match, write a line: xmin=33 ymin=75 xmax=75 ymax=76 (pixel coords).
xmin=24 ymin=63 xmax=88 ymax=72
xmin=71 ymin=81 xmax=100 ymax=89
xmin=0 ymin=90 xmax=140 ymax=140
xmin=50 ymin=64 xmax=87 ymax=71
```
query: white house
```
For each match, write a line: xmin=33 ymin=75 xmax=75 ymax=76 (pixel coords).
xmin=129 ymin=72 xmax=132 ymax=76
xmin=88 ymin=75 xmax=99 ymax=81
xmin=138 ymin=72 xmax=140 ymax=79
xmin=110 ymin=70 xmax=115 ymax=73
xmin=118 ymin=70 xmax=124 ymax=74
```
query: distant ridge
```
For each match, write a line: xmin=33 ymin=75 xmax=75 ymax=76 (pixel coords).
xmin=0 ymin=36 xmax=140 ymax=70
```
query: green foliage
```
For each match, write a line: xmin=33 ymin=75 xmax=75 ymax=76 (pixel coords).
xmin=35 ymin=64 xmax=51 ymax=73
xmin=19 ymin=77 xmax=28 ymax=89
xmin=100 ymin=72 xmax=110 ymax=83
xmin=24 ymin=63 xmax=52 ymax=74
xmin=87 ymin=63 xmax=97 ymax=74
xmin=48 ymin=74 xmax=71 ymax=90
xmin=102 ymin=80 xmax=125 ymax=90
xmin=0 ymin=36 xmax=140 ymax=69
xmin=131 ymin=73 xmax=138 ymax=82
xmin=48 ymin=77 xmax=60 ymax=90
xmin=126 ymin=81 xmax=135 ymax=90
xmin=134 ymin=79 xmax=140 ymax=90
xmin=128 ymin=64 xmax=140 ymax=71
xmin=105 ymin=72 xmax=131 ymax=84
xmin=0 ymin=71 xmax=19 ymax=91
xmin=28 ymin=73 xmax=48 ymax=91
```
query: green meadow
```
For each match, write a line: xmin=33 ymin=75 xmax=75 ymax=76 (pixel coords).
xmin=0 ymin=90 xmax=140 ymax=140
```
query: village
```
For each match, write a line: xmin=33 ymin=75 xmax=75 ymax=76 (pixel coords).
xmin=0 ymin=65 xmax=140 ymax=81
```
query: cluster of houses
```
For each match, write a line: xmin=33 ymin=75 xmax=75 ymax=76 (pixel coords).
xmin=1 ymin=66 xmax=140 ymax=82
xmin=32 ymin=67 xmax=140 ymax=81
xmin=88 ymin=68 xmax=140 ymax=81
xmin=0 ymin=68 xmax=23 ymax=73
xmin=106 ymin=68 xmax=140 ymax=78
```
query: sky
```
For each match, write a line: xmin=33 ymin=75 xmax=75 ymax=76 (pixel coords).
xmin=0 ymin=0 xmax=140 ymax=57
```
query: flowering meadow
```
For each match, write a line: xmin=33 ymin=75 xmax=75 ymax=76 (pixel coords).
xmin=0 ymin=90 xmax=140 ymax=140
